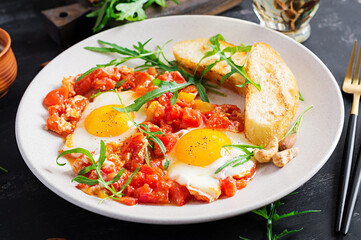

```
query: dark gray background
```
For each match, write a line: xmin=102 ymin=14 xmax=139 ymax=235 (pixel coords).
xmin=1 ymin=0 xmax=361 ymax=239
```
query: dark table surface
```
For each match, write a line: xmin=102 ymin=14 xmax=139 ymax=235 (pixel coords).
xmin=1 ymin=0 xmax=361 ymax=239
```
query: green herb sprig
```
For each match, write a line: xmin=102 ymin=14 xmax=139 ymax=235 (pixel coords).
xmin=215 ymin=145 xmax=263 ymax=174
xmin=87 ymin=0 xmax=179 ymax=33
xmin=113 ymin=90 xmax=170 ymax=169
xmin=57 ymin=140 xmax=139 ymax=199
xmin=196 ymin=34 xmax=261 ymax=91
xmin=121 ymin=79 xmax=192 ymax=112
xmin=281 ymin=105 xmax=313 ymax=141
xmin=77 ymin=39 xmax=169 ymax=83
xmin=298 ymin=90 xmax=304 ymax=101
xmin=82 ymin=38 xmax=213 ymax=106
xmin=0 ymin=166 xmax=8 ymax=173
xmin=240 ymin=193 xmax=320 ymax=240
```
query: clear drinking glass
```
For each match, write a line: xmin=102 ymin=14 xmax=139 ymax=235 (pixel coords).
xmin=253 ymin=0 xmax=320 ymax=43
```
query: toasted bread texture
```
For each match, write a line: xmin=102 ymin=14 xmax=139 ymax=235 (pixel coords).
xmin=172 ymin=39 xmax=299 ymax=147
xmin=244 ymin=43 xmax=299 ymax=146
xmin=173 ymin=38 xmax=248 ymax=96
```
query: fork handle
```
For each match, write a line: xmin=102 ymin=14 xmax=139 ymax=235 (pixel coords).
xmin=336 ymin=113 xmax=358 ymax=232
xmin=342 ymin=138 xmax=361 ymax=234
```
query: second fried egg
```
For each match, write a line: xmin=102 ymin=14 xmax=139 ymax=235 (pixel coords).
xmin=166 ymin=128 xmax=256 ymax=202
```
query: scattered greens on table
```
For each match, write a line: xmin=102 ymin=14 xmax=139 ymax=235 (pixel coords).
xmin=87 ymin=0 xmax=179 ymax=32
xmin=240 ymin=193 xmax=320 ymax=240
xmin=0 ymin=166 xmax=7 ymax=173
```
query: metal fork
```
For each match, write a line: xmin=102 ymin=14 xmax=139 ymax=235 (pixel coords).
xmin=336 ymin=41 xmax=361 ymax=234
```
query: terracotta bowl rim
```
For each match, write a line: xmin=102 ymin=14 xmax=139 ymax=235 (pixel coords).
xmin=0 ymin=28 xmax=11 ymax=58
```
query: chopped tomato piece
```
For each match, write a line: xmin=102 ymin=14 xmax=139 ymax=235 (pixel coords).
xmin=169 ymin=181 xmax=191 ymax=206
xmin=236 ymin=179 xmax=247 ymax=190
xmin=74 ymin=75 xmax=92 ymax=95
xmin=220 ymin=176 xmax=237 ymax=197
xmin=121 ymin=133 xmax=148 ymax=171
xmin=116 ymin=196 xmax=138 ymax=206
xmin=154 ymin=133 xmax=179 ymax=156
xmin=181 ymin=107 xmax=203 ymax=128
xmin=43 ymin=87 xmax=69 ymax=107
xmin=206 ymin=113 xmax=233 ymax=130
xmin=158 ymin=71 xmax=186 ymax=84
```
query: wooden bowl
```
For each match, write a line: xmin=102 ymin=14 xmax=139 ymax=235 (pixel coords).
xmin=0 ymin=28 xmax=17 ymax=98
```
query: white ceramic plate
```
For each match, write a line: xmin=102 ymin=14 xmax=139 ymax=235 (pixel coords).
xmin=15 ymin=15 xmax=344 ymax=224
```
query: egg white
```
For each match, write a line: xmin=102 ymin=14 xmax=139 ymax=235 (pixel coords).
xmin=63 ymin=91 xmax=146 ymax=155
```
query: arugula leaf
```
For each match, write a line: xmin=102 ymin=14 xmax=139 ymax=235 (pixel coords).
xmin=115 ymin=0 xmax=148 ymax=21
xmin=170 ymin=90 xmax=178 ymax=105
xmin=118 ymin=80 xmax=191 ymax=112
xmin=298 ymin=90 xmax=304 ymax=101
xmin=214 ymin=145 xmax=263 ymax=174
xmin=273 ymin=228 xmax=303 ymax=239
xmin=87 ymin=0 xmax=178 ymax=32
xmin=196 ymin=34 xmax=260 ymax=91
xmin=240 ymin=193 xmax=320 ymax=240
xmin=281 ymin=105 xmax=313 ymax=141
xmin=76 ymin=48 xmax=163 ymax=82
xmin=0 ymin=166 xmax=8 ymax=173
xmin=144 ymin=148 xmax=150 ymax=166
xmin=57 ymin=140 xmax=139 ymax=200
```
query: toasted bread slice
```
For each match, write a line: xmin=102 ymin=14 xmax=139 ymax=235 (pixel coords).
xmin=172 ymin=39 xmax=299 ymax=146
xmin=244 ymin=43 xmax=299 ymax=146
xmin=173 ymin=38 xmax=248 ymax=96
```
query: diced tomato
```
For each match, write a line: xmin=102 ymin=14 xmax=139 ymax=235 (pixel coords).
xmin=134 ymin=72 xmax=152 ymax=86
xmin=181 ymin=107 xmax=203 ymax=128
xmin=165 ymin=104 xmax=182 ymax=121
xmin=116 ymin=196 xmax=138 ymax=206
xmin=154 ymin=133 xmax=179 ymax=156
xmin=158 ymin=71 xmax=186 ymax=84
xmin=43 ymin=87 xmax=69 ymax=107
xmin=46 ymin=115 xmax=72 ymax=136
xmin=236 ymin=179 xmax=247 ymax=190
xmin=181 ymin=85 xmax=198 ymax=94
xmin=147 ymin=67 xmax=157 ymax=76
xmin=206 ymin=113 xmax=233 ymax=130
xmin=169 ymin=181 xmax=191 ymax=206
xmin=74 ymin=75 xmax=92 ymax=95
xmin=157 ymin=92 xmax=172 ymax=107
xmin=220 ymin=176 xmax=237 ymax=197
xmin=135 ymin=184 xmax=169 ymax=204
xmin=46 ymin=96 xmax=88 ymax=136
xmin=121 ymin=133 xmax=148 ymax=171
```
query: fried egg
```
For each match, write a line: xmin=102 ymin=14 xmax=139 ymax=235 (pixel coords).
xmin=63 ymin=91 xmax=146 ymax=155
xmin=166 ymin=128 xmax=256 ymax=202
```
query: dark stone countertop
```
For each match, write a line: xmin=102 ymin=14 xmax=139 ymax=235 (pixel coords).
xmin=1 ymin=0 xmax=361 ymax=239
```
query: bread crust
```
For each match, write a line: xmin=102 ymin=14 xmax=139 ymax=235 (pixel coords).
xmin=244 ymin=43 xmax=299 ymax=146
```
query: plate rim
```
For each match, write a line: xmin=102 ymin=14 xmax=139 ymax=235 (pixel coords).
xmin=15 ymin=15 xmax=345 ymax=224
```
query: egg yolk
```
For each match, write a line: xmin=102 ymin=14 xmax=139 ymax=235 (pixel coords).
xmin=84 ymin=104 xmax=134 ymax=137
xmin=175 ymin=129 xmax=232 ymax=167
